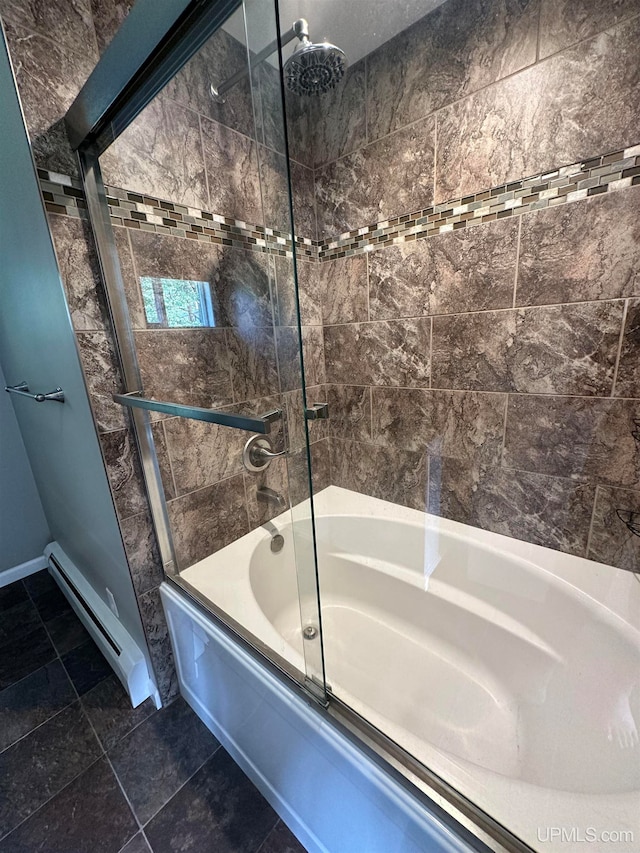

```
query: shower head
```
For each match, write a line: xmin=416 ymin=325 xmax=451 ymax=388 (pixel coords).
xmin=283 ymin=38 xmax=348 ymax=97
xmin=211 ymin=18 xmax=347 ymax=103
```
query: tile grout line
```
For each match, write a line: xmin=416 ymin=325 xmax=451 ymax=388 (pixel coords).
xmin=610 ymin=298 xmax=629 ymax=398
xmin=316 ymin=179 xmax=638 ymax=258
xmin=318 ymin=157 xmax=640 ymax=249
xmin=425 ymin=453 xmax=431 ymax=513
xmin=369 ymin=384 xmax=374 ymax=442
xmin=124 ymin=226 xmax=145 ymax=329
xmin=0 ymin=587 xmax=110 ymax=844
xmin=8 ymin=621 xmax=217 ymax=850
xmin=160 ymin=419 xmax=180 ymax=502
xmin=499 ymin=394 xmax=510 ymax=468
xmin=90 ymin=683 xmax=170 ymax=756
xmin=111 ymin=323 xmax=324 ymax=332
xmin=164 ymin=464 xmax=247 ymax=502
xmin=363 ymin=53 xmax=369 ymax=147
xmin=0 ymin=624 xmax=56 ymax=688
xmin=320 ymin=294 xmax=633 ymax=323
xmin=321 ymin=379 xmax=640 ymax=402
xmin=433 ymin=112 xmax=438 ymax=204
xmin=365 ymin=251 xmax=370 ymax=322
xmin=31 ymin=588 xmax=88 ymax=703
xmin=139 ymin=742 xmax=223 ymax=832
xmin=328 ymin=433 xmax=637 ymax=492
xmin=104 ymin=748 xmax=145 ymax=837
xmin=512 ymin=215 xmax=522 ymax=309
xmin=428 ymin=316 xmax=434 ymax=390
xmin=537 ymin=9 xmax=640 ymax=65
xmin=0 ymin=670 xmax=75 ymax=756
xmin=2 ymin=577 xmax=171 ymax=850
xmin=138 ymin=828 xmax=154 ymax=853
xmin=584 ymin=485 xmax=600 ymax=558
xmin=252 ymin=814 xmax=283 ymax=853
xmin=75 ymin=682 xmax=148 ymax=847
xmin=0 ymin=755 xmax=108 ymax=845
xmin=225 ymin=328 xmax=238 ymax=405
xmin=313 ymin=10 xmax=640 ymax=174
xmin=241 ymin=465 xmax=253 ymax=530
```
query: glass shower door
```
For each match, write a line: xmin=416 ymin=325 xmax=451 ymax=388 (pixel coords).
xmin=276 ymin=0 xmax=640 ymax=848
xmin=83 ymin=0 xmax=326 ymax=698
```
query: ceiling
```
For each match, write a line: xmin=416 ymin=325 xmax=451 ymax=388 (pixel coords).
xmin=223 ymin=0 xmax=448 ymax=66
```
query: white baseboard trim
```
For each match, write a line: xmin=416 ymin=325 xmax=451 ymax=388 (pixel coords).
xmin=0 ymin=555 xmax=48 ymax=587
xmin=46 ymin=543 xmax=154 ymax=708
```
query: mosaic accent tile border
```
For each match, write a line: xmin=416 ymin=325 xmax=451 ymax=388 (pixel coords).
xmin=37 ymin=168 xmax=312 ymax=260
xmin=317 ymin=144 xmax=640 ymax=260
xmin=38 ymin=143 xmax=640 ymax=264
xmin=102 ymin=184 xmax=316 ymax=259
xmin=39 ymin=170 xmax=88 ymax=217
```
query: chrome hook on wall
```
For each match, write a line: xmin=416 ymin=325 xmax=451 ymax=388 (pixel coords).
xmin=5 ymin=381 xmax=65 ymax=403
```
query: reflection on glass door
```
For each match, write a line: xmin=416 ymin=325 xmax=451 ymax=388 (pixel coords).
xmin=86 ymin=0 xmax=326 ymax=696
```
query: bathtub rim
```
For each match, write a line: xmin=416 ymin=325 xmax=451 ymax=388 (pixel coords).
xmin=174 ymin=486 xmax=640 ymax=853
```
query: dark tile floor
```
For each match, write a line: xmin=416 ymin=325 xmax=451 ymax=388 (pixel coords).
xmin=0 ymin=570 xmax=307 ymax=853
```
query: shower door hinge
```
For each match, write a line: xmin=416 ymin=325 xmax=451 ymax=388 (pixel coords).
xmin=305 ymin=403 xmax=329 ymax=421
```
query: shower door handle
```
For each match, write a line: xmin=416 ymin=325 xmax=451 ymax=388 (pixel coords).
xmin=5 ymin=382 xmax=65 ymax=403
xmin=113 ymin=390 xmax=281 ymax=433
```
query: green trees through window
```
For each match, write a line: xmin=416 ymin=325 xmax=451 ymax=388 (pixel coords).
xmin=140 ymin=277 xmax=215 ymax=328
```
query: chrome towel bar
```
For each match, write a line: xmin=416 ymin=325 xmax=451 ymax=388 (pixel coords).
xmin=113 ymin=390 xmax=281 ymax=434
xmin=5 ymin=382 xmax=65 ymax=403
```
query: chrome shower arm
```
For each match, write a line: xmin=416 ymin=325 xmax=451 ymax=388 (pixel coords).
xmin=212 ymin=19 xmax=308 ymax=100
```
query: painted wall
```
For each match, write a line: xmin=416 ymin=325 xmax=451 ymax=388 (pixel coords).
xmin=0 ymin=359 xmax=50 ymax=574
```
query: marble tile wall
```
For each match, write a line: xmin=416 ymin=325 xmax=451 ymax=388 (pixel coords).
xmin=23 ymin=0 xmax=640 ymax=579
xmin=91 ymin=21 xmax=327 ymax=585
xmin=321 ymin=185 xmax=640 ymax=568
xmin=99 ymin=12 xmax=315 ymax=243
xmin=110 ymin=223 xmax=327 ymax=570
xmin=0 ymin=0 xmax=98 ymax=175
xmin=311 ymin=0 xmax=640 ymax=235
xmin=308 ymin=0 xmax=640 ymax=573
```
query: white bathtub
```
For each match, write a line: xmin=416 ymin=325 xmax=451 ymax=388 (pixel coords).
xmin=181 ymin=486 xmax=640 ymax=852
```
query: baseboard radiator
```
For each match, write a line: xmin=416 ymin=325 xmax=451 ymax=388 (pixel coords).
xmin=45 ymin=542 xmax=154 ymax=707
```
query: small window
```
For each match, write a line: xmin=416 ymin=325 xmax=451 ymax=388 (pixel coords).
xmin=139 ymin=277 xmax=215 ymax=328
